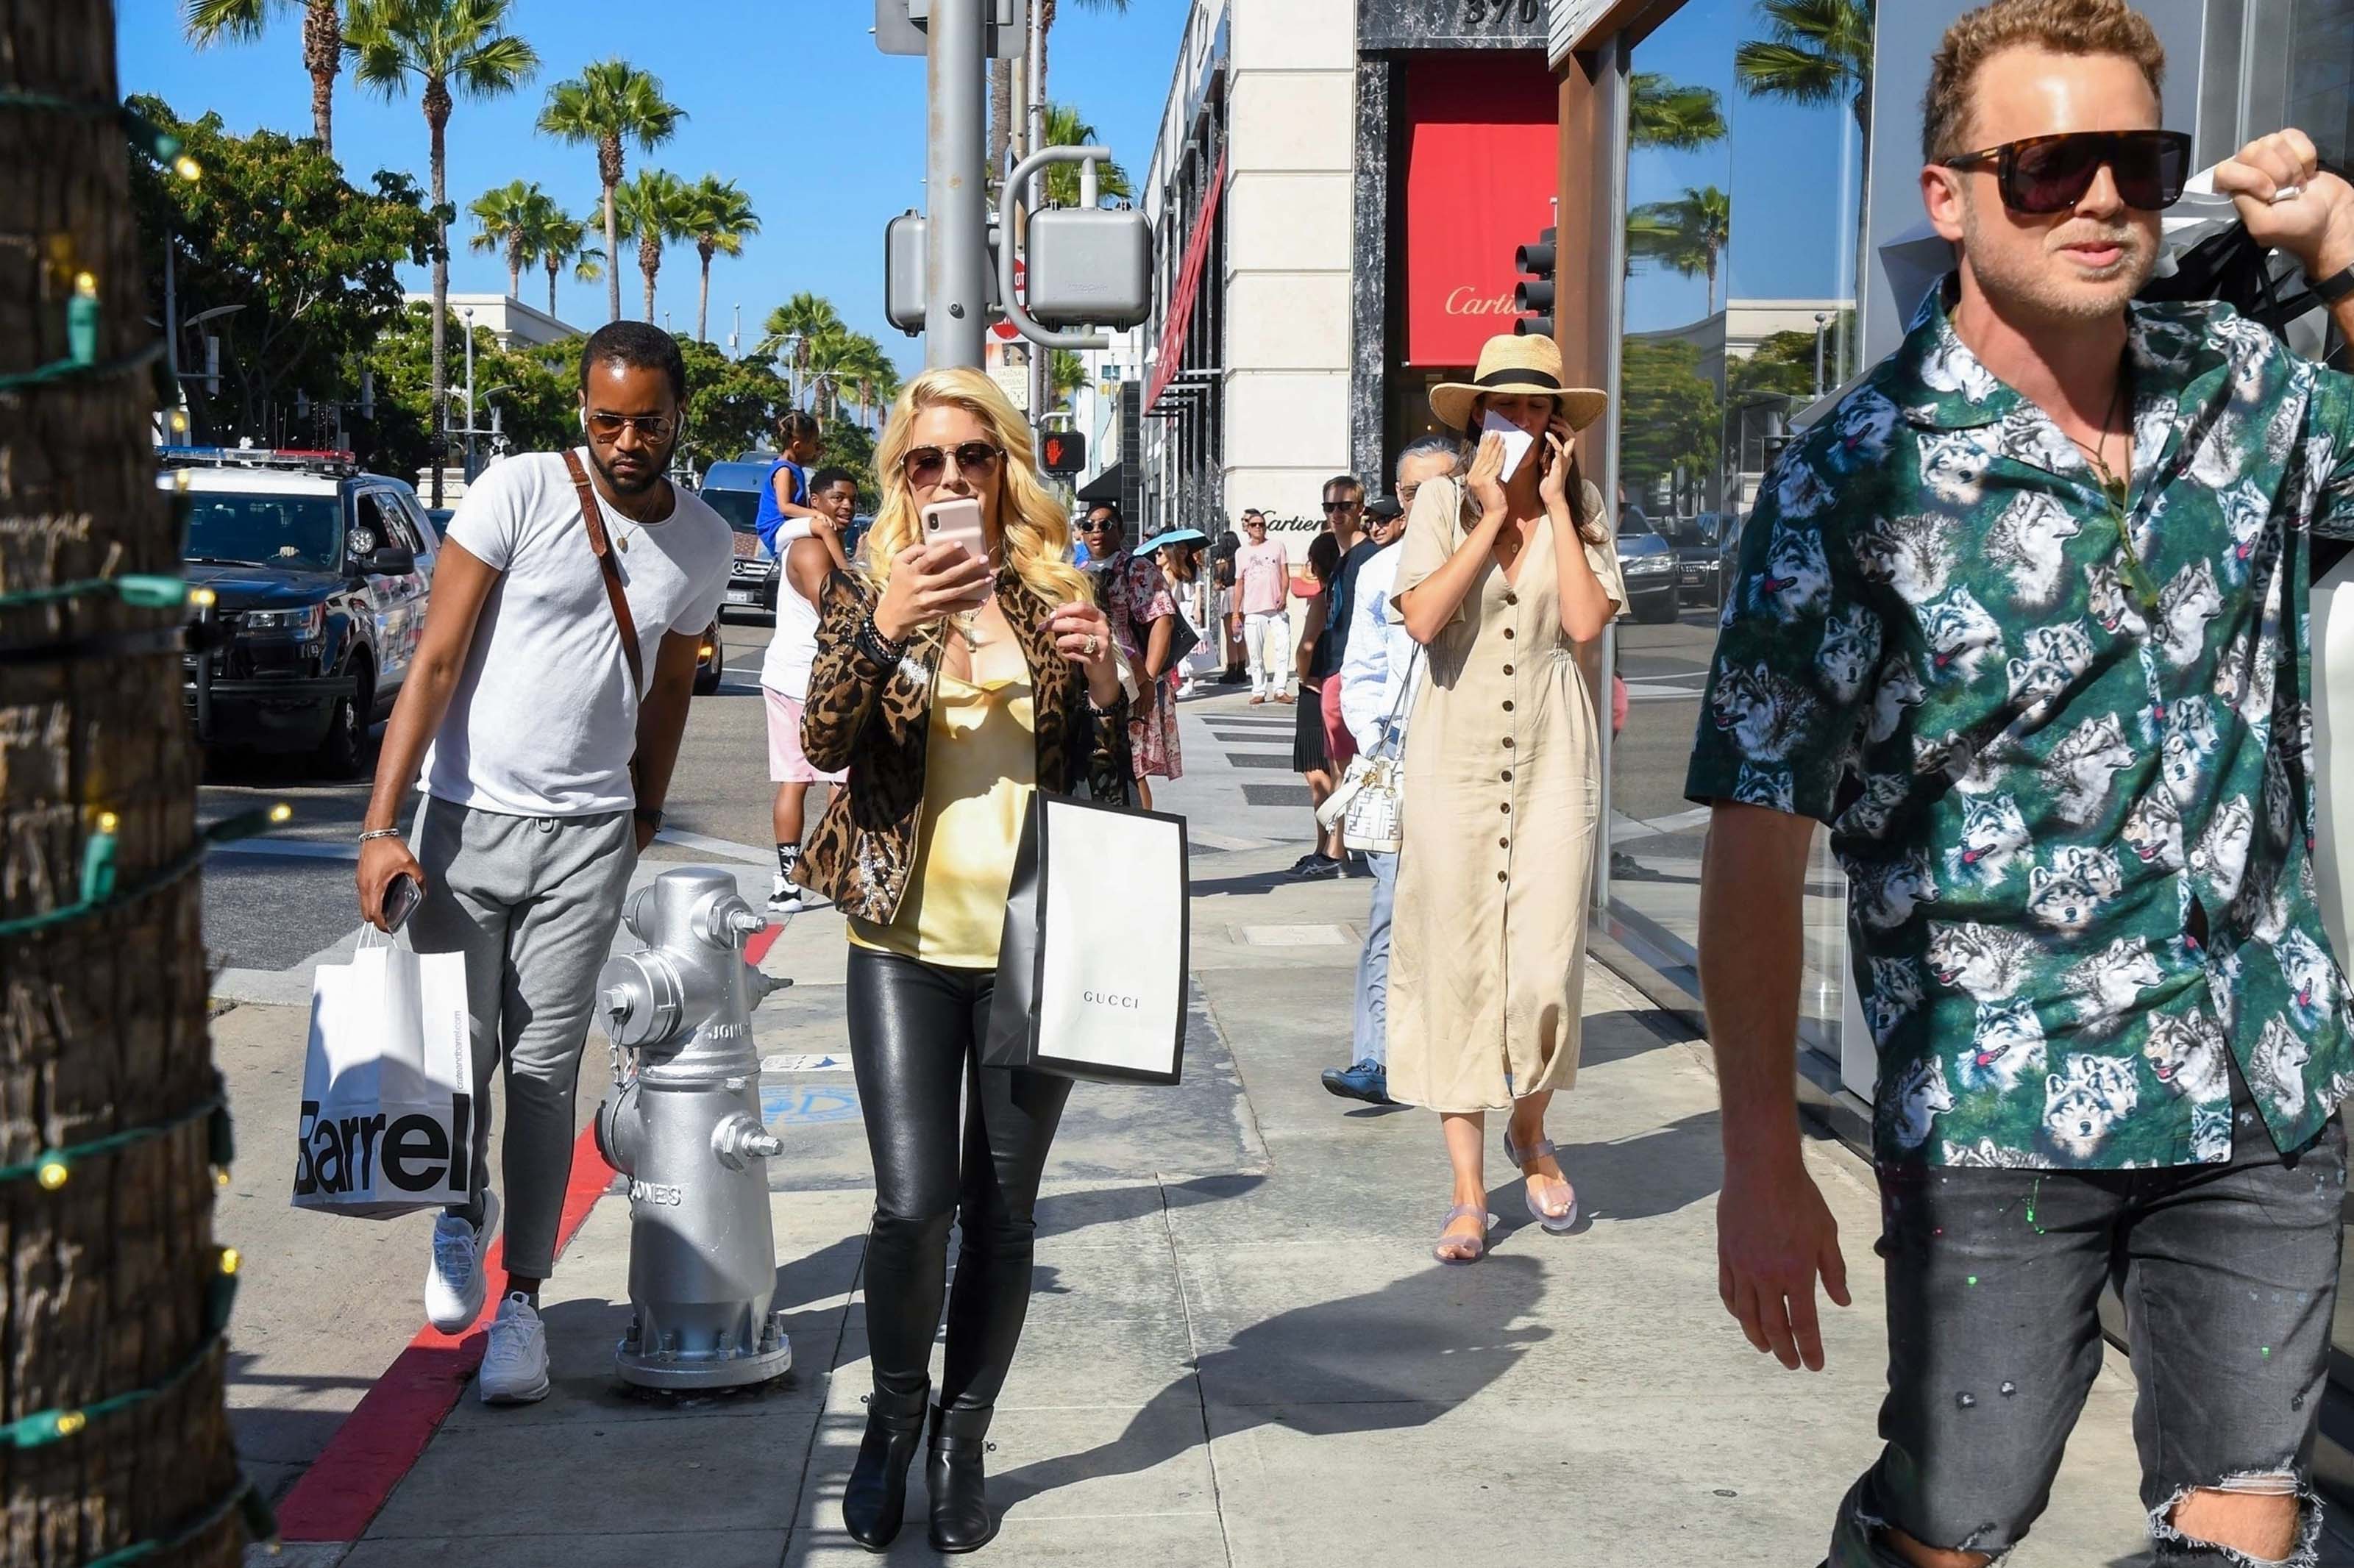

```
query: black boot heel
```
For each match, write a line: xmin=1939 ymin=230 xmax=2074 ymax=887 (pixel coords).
xmin=843 ymin=1383 xmax=929 ymax=1550
xmin=925 ymin=1403 xmax=998 ymax=1553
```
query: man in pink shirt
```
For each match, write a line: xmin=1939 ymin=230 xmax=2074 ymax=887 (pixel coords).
xmin=1233 ymin=510 xmax=1292 ymax=704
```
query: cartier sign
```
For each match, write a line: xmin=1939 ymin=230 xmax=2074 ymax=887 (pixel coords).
xmin=1445 ymin=287 xmax=1519 ymax=316
xmin=1403 ymin=57 xmax=1558 ymax=366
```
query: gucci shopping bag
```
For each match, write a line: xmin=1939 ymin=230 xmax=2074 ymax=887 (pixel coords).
xmin=291 ymin=930 xmax=475 ymax=1218
xmin=984 ymin=793 xmax=1190 ymax=1085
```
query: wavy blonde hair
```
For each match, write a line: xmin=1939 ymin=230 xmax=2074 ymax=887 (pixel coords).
xmin=862 ymin=367 xmax=1094 ymax=614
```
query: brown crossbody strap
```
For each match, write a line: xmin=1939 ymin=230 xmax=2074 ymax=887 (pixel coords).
xmin=562 ymin=449 xmax=644 ymax=699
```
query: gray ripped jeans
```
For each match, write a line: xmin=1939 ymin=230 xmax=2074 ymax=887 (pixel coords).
xmin=1832 ymin=1075 xmax=2346 ymax=1568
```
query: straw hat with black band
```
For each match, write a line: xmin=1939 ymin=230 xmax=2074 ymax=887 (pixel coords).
xmin=1429 ymin=333 xmax=1609 ymax=435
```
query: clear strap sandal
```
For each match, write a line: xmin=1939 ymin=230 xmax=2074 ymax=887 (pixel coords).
xmin=1432 ymin=1203 xmax=1491 ymax=1264
xmin=1504 ymin=1132 xmax=1579 ymax=1233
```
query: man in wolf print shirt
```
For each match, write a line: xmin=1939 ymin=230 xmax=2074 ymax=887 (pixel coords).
xmin=1688 ymin=4 xmax=2354 ymax=1564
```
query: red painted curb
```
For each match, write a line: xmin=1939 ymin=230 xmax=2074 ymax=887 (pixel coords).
xmin=745 ymin=920 xmax=783 ymax=966
xmin=274 ymin=1123 xmax=618 ymax=1543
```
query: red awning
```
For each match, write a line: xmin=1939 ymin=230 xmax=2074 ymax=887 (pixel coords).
xmin=1403 ymin=55 xmax=1559 ymax=366
xmin=1144 ymin=152 xmax=1228 ymax=413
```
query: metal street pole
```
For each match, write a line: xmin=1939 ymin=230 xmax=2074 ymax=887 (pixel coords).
xmin=1813 ymin=311 xmax=1828 ymax=400
xmin=925 ymin=0 xmax=988 ymax=368
xmin=1025 ymin=0 xmax=1047 ymax=424
xmin=463 ymin=307 xmax=477 ymax=480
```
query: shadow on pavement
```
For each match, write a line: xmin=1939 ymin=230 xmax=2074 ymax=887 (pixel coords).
xmin=991 ymin=1252 xmax=1551 ymax=1510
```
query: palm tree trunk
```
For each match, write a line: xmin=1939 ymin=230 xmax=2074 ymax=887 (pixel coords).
xmin=546 ymin=256 xmax=561 ymax=317
xmin=303 ymin=0 xmax=341 ymax=154
xmin=696 ymin=243 xmax=714 ymax=343
xmin=600 ymin=137 xmax=624 ymax=324
xmin=426 ymin=89 xmax=451 ymax=507
xmin=641 ymin=235 xmax=659 ymax=324
xmin=1 ymin=4 xmax=243 ymax=1564
xmin=990 ymin=56 xmax=1014 ymax=182
xmin=507 ymin=232 xmax=524 ymax=302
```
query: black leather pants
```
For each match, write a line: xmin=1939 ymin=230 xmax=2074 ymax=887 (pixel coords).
xmin=846 ymin=945 xmax=1073 ymax=1411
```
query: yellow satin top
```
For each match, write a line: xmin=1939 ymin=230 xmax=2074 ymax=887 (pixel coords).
xmin=847 ymin=659 xmax=1036 ymax=969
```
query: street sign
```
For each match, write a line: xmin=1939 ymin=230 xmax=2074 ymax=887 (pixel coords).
xmin=875 ymin=0 xmax=1024 ymax=58
xmin=1039 ymin=429 xmax=1086 ymax=476
xmin=990 ymin=362 xmax=1030 ymax=413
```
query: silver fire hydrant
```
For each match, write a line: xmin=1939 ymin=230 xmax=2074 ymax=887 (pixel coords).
xmin=592 ymin=868 xmax=794 ymax=1390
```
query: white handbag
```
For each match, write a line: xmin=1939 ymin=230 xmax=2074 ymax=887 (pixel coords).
xmin=1316 ymin=649 xmax=1419 ymax=855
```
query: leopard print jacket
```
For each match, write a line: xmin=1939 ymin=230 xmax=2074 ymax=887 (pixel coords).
xmin=797 ymin=566 xmax=1133 ymax=924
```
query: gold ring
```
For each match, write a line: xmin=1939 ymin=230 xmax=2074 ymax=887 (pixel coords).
xmin=1084 ymin=634 xmax=1098 ymax=656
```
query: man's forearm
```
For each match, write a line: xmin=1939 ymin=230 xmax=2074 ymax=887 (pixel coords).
xmin=632 ymin=658 xmax=699 ymax=814
xmin=362 ymin=661 xmax=463 ymax=832
xmin=1697 ymin=809 xmax=1813 ymax=1168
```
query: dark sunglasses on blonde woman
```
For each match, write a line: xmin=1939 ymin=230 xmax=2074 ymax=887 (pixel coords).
xmin=903 ymin=442 xmax=1005 ymax=485
xmin=1941 ymin=129 xmax=2192 ymax=214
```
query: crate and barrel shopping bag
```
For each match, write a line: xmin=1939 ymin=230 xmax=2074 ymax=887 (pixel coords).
xmin=291 ymin=930 xmax=474 ymax=1218
xmin=984 ymin=792 xmax=1190 ymax=1085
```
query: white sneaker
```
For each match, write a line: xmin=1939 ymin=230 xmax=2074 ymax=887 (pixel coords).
xmin=767 ymin=877 xmax=823 ymax=916
xmin=478 ymin=1291 xmax=550 ymax=1404
xmin=424 ymin=1189 xmax=498 ymax=1333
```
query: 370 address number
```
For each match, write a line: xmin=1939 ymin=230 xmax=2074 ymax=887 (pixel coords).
xmin=1461 ymin=0 xmax=1543 ymax=24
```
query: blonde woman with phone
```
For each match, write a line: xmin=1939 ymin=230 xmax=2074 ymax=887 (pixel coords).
xmin=1389 ymin=333 xmax=1624 ymax=1265
xmin=795 ymin=366 xmax=1129 ymax=1555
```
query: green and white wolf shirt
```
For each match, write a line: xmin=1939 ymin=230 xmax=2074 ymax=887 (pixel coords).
xmin=1688 ymin=285 xmax=2354 ymax=1169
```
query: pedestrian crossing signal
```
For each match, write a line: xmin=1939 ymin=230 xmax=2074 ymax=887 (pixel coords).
xmin=1040 ymin=430 xmax=1086 ymax=476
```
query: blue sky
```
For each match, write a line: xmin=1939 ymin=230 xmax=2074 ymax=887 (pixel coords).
xmin=1624 ymin=0 xmax=1865 ymax=333
xmin=117 ymin=0 xmax=1190 ymax=372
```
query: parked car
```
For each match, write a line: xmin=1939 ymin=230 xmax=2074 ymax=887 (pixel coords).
xmin=163 ymin=446 xmax=435 ymax=774
xmin=1616 ymin=524 xmax=1680 ymax=624
xmin=698 ymin=452 xmax=781 ymax=619
xmin=1676 ymin=512 xmax=1725 ymax=605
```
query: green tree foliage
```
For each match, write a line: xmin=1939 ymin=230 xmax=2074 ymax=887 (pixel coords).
xmin=184 ymin=0 xmax=351 ymax=153
xmin=683 ymin=175 xmax=759 ymax=343
xmin=1735 ymin=0 xmax=1874 ymax=130
xmin=129 ymin=94 xmax=433 ymax=443
xmin=360 ymin=303 xmax=578 ymax=479
xmin=1618 ymin=338 xmax=1721 ymax=508
xmin=1038 ymin=103 xmax=1131 ymax=207
xmin=467 ymin=177 xmax=557 ymax=299
xmin=1727 ymin=327 xmax=1820 ymax=402
xmin=538 ymin=59 xmax=685 ymax=323
xmin=1630 ymin=72 xmax=1727 ymax=152
xmin=1626 ymin=185 xmax=1732 ymax=313
xmin=535 ymin=207 xmax=602 ymax=318
xmin=614 ymin=167 xmax=694 ymax=324
xmin=674 ymin=338 xmax=793 ymax=473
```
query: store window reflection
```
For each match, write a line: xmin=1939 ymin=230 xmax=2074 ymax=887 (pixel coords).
xmin=1610 ymin=0 xmax=1875 ymax=1081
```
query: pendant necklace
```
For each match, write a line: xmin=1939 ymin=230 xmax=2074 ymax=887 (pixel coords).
xmin=2073 ymin=362 xmax=2158 ymax=613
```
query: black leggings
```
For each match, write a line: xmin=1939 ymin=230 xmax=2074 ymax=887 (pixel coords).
xmin=845 ymin=944 xmax=1073 ymax=1411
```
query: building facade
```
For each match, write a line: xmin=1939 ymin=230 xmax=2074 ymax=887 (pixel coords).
xmin=398 ymin=292 xmax=581 ymax=350
xmin=1136 ymin=0 xmax=1560 ymax=555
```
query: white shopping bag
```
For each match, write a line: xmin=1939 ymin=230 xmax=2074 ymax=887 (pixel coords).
xmin=291 ymin=930 xmax=475 ymax=1219
xmin=985 ymin=794 xmax=1189 ymax=1085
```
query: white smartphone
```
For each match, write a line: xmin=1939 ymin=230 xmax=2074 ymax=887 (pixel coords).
xmin=1480 ymin=408 xmax=1536 ymax=483
xmin=920 ymin=496 xmax=992 ymax=609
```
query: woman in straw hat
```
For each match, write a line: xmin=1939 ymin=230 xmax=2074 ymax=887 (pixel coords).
xmin=1390 ymin=332 xmax=1625 ymax=1264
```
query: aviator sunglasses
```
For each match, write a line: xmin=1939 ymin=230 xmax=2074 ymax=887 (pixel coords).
xmin=586 ymin=410 xmax=677 ymax=441
xmin=1942 ymin=129 xmax=2192 ymax=214
xmin=903 ymin=441 xmax=1005 ymax=485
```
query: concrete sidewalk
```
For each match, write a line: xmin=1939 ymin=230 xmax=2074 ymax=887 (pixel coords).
xmin=257 ymin=690 xmax=2204 ymax=1565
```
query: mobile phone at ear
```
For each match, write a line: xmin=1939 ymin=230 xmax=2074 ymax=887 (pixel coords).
xmin=920 ymin=497 xmax=992 ymax=607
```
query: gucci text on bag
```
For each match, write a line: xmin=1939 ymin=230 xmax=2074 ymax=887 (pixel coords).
xmin=1082 ymin=991 xmax=1143 ymax=1011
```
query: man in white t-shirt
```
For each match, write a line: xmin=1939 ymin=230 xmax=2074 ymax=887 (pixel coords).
xmin=355 ymin=321 xmax=732 ymax=1404
xmin=1233 ymin=510 xmax=1292 ymax=704
xmin=760 ymin=464 xmax=855 ymax=914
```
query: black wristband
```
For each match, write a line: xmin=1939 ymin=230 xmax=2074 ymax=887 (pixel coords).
xmin=633 ymin=805 xmax=664 ymax=830
xmin=2309 ymin=264 xmax=2354 ymax=305
xmin=855 ymin=613 xmax=907 ymax=667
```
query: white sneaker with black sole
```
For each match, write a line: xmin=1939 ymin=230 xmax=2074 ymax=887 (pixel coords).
xmin=477 ymin=1291 xmax=550 ymax=1404
xmin=767 ymin=877 xmax=825 ymax=916
xmin=424 ymin=1189 xmax=499 ymax=1333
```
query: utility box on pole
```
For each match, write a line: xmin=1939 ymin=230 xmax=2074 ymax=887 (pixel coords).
xmin=875 ymin=0 xmax=1024 ymax=57
xmin=1025 ymin=207 xmax=1153 ymax=329
xmin=883 ymin=210 xmax=1003 ymax=337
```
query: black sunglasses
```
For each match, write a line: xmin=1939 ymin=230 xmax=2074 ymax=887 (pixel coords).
xmin=903 ymin=441 xmax=1004 ymax=485
xmin=1942 ymin=129 xmax=2191 ymax=215
xmin=1321 ymin=499 xmax=1362 ymax=513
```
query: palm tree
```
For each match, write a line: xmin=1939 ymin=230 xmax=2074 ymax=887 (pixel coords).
xmin=12 ymin=5 xmax=244 ymax=1561
xmin=345 ymin=0 xmax=538 ymax=507
xmin=1631 ymin=71 xmax=1727 ymax=152
xmin=1733 ymin=0 xmax=1874 ymax=132
xmin=1038 ymin=102 xmax=1131 ymax=206
xmin=848 ymin=335 xmax=903 ymax=430
xmin=467 ymin=177 xmax=555 ymax=299
xmin=614 ymin=168 xmax=693 ymax=325
xmin=538 ymin=60 xmax=686 ymax=323
xmin=185 ymin=0 xmax=349 ymax=154
xmin=761 ymin=291 xmax=847 ymax=407
xmin=1049 ymin=348 xmax=1086 ymax=407
xmin=1628 ymin=185 xmax=1732 ymax=314
xmin=532 ymin=207 xmax=602 ymax=318
xmin=684 ymin=176 xmax=760 ymax=344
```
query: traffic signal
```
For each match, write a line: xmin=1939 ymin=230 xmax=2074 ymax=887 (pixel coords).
xmin=1039 ymin=429 xmax=1087 ymax=476
xmin=1513 ymin=227 xmax=1556 ymax=339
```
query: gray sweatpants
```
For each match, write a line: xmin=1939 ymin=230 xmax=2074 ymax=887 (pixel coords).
xmin=409 ymin=798 xmax=636 ymax=1280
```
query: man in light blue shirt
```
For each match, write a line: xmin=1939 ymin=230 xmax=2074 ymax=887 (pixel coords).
xmin=1322 ymin=437 xmax=1458 ymax=1105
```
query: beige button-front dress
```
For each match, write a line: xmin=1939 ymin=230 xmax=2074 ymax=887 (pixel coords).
xmin=1386 ymin=475 xmax=1625 ymax=1113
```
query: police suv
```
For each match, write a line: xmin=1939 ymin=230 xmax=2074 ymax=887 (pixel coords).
xmin=162 ymin=446 xmax=436 ymax=775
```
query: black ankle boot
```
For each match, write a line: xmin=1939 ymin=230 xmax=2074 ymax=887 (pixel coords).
xmin=925 ymin=1403 xmax=998 ymax=1553
xmin=843 ymin=1383 xmax=929 ymax=1550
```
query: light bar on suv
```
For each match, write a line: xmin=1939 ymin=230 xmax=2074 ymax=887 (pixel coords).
xmin=157 ymin=444 xmax=359 ymax=476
